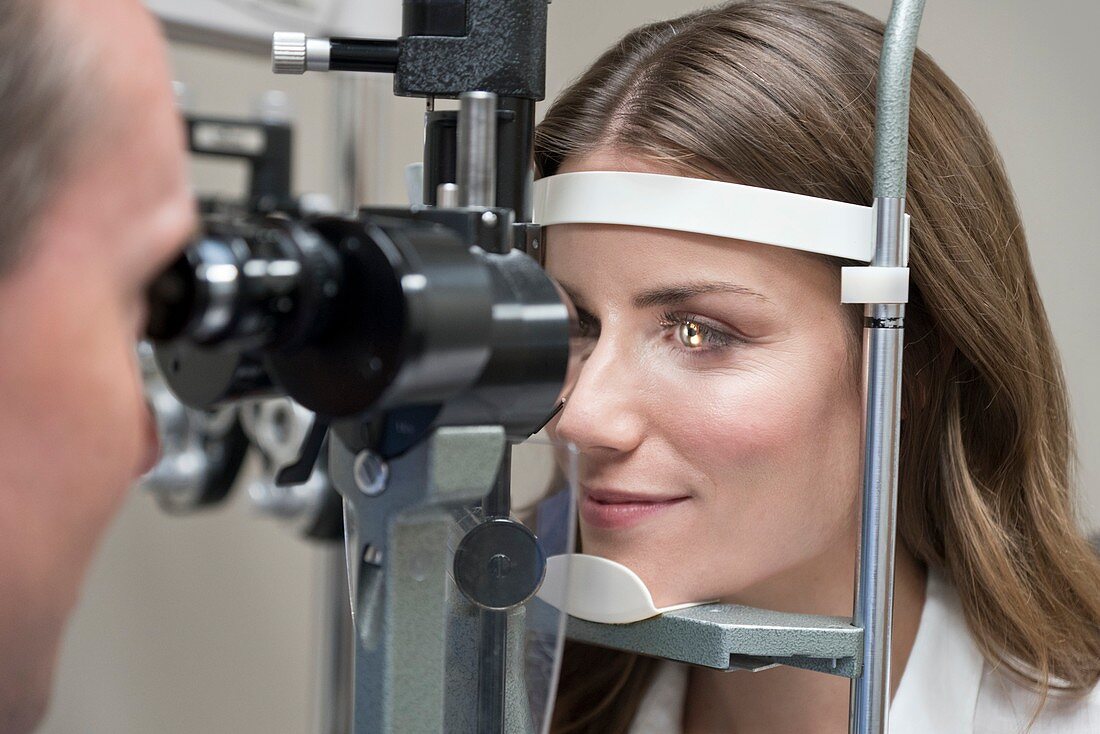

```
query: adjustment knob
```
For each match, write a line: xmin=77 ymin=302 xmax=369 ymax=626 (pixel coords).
xmin=272 ymin=32 xmax=331 ymax=75
xmin=272 ymin=32 xmax=307 ymax=74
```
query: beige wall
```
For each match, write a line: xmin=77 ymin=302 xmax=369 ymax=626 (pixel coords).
xmin=40 ymin=1 xmax=1100 ymax=732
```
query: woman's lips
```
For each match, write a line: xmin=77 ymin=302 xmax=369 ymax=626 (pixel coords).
xmin=579 ymin=487 xmax=691 ymax=530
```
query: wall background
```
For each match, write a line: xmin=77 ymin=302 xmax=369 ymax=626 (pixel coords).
xmin=39 ymin=1 xmax=1100 ymax=732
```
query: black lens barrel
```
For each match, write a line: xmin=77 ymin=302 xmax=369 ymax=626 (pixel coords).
xmin=145 ymin=218 xmax=341 ymax=351
xmin=147 ymin=210 xmax=573 ymax=439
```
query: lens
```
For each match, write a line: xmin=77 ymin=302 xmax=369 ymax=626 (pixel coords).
xmin=145 ymin=217 xmax=337 ymax=350
xmin=145 ymin=254 xmax=199 ymax=342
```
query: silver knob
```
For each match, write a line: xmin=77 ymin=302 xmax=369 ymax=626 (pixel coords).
xmin=272 ymin=32 xmax=307 ymax=74
xmin=272 ymin=32 xmax=331 ymax=74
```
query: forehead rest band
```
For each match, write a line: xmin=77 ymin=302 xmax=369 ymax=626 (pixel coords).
xmin=531 ymin=171 xmax=910 ymax=303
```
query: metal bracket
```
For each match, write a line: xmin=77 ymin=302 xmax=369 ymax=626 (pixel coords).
xmin=566 ymin=605 xmax=863 ymax=679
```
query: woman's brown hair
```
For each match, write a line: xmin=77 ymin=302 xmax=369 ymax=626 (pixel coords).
xmin=535 ymin=2 xmax=1100 ymax=731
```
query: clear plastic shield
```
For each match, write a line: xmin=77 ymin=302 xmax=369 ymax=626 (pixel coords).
xmin=498 ymin=436 xmax=577 ymax=734
xmin=341 ymin=432 xmax=576 ymax=734
xmin=442 ymin=435 xmax=577 ymax=734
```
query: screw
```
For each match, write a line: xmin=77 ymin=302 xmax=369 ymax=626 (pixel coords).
xmin=488 ymin=553 xmax=513 ymax=579
xmin=353 ymin=451 xmax=388 ymax=496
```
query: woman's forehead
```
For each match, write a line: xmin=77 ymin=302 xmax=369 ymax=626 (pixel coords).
xmin=558 ymin=148 xmax=680 ymax=176
xmin=544 ymin=222 xmax=830 ymax=302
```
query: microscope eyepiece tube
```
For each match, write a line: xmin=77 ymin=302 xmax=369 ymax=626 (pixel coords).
xmin=147 ymin=210 xmax=574 ymax=437
xmin=145 ymin=217 xmax=342 ymax=350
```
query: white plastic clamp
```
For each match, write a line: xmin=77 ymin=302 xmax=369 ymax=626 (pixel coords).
xmin=840 ymin=266 xmax=910 ymax=304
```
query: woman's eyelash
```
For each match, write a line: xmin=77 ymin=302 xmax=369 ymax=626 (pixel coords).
xmin=570 ymin=309 xmax=742 ymax=352
xmin=657 ymin=311 xmax=741 ymax=350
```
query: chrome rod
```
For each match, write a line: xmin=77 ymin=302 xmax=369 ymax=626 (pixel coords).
xmin=850 ymin=2 xmax=925 ymax=733
xmin=850 ymin=303 xmax=905 ymax=734
xmin=456 ymin=91 xmax=498 ymax=208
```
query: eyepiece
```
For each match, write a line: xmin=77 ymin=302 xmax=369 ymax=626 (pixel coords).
xmin=144 ymin=218 xmax=339 ymax=350
xmin=145 ymin=237 xmax=244 ymax=344
xmin=146 ymin=254 xmax=199 ymax=342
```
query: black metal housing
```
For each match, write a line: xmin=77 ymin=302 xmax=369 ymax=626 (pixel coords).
xmin=422 ymin=97 xmax=536 ymax=219
xmin=396 ymin=0 xmax=547 ymax=99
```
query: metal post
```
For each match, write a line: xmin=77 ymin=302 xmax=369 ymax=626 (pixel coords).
xmin=315 ymin=73 xmax=365 ymax=734
xmin=456 ymin=91 xmax=498 ymax=208
xmin=849 ymin=2 xmax=925 ymax=733
xmin=456 ymin=88 xmax=512 ymax=734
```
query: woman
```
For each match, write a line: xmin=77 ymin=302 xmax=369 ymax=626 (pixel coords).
xmin=535 ymin=2 xmax=1100 ymax=732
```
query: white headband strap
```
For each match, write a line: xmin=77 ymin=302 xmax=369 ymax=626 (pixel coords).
xmin=532 ymin=170 xmax=911 ymax=303
xmin=534 ymin=171 xmax=909 ymax=263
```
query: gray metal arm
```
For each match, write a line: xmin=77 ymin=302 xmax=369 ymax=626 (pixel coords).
xmin=568 ymin=605 xmax=863 ymax=678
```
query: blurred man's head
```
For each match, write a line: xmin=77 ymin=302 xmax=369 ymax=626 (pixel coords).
xmin=0 ymin=0 xmax=194 ymax=730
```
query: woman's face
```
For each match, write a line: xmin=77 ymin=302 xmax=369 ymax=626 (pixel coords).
xmin=544 ymin=152 xmax=864 ymax=611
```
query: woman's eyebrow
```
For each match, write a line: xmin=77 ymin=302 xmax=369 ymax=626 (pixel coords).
xmin=632 ymin=281 xmax=772 ymax=309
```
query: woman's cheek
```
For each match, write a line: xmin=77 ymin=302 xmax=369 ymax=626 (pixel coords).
xmin=672 ymin=372 xmax=805 ymax=478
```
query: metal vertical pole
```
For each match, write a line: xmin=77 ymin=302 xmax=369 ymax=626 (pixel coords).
xmin=316 ymin=72 xmax=365 ymax=734
xmin=849 ymin=2 xmax=928 ymax=730
xmin=456 ymin=89 xmax=511 ymax=734
xmin=849 ymin=2 xmax=925 ymax=734
xmin=457 ymin=91 xmax=499 ymax=208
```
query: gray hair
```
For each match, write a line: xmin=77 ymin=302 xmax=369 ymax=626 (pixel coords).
xmin=0 ymin=0 xmax=98 ymax=275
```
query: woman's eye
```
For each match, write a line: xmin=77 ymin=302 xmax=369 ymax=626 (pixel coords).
xmin=661 ymin=312 xmax=739 ymax=352
xmin=677 ymin=320 xmax=706 ymax=348
xmin=575 ymin=312 xmax=599 ymax=339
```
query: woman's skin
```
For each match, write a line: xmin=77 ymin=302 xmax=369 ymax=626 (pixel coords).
xmin=545 ymin=150 xmax=926 ymax=733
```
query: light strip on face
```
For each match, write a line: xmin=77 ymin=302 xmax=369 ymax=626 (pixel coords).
xmin=532 ymin=170 xmax=911 ymax=303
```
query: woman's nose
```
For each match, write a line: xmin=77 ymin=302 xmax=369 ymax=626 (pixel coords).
xmin=552 ymin=334 xmax=646 ymax=454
